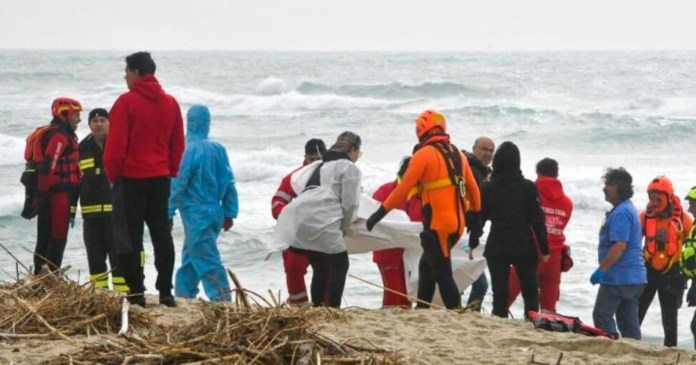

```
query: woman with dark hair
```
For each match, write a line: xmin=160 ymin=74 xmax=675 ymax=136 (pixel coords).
xmin=277 ymin=131 xmax=362 ymax=308
xmin=481 ymin=141 xmax=549 ymax=318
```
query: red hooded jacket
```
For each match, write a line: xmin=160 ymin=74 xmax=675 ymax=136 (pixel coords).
xmin=535 ymin=176 xmax=573 ymax=252
xmin=104 ymin=75 xmax=185 ymax=184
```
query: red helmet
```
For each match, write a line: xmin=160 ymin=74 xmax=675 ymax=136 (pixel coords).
xmin=647 ymin=175 xmax=674 ymax=197
xmin=51 ymin=97 xmax=82 ymax=122
xmin=415 ymin=110 xmax=446 ymax=139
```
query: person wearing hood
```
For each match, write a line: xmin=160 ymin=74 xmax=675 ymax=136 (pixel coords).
xmin=280 ymin=131 xmax=362 ymax=308
xmin=462 ymin=136 xmax=495 ymax=311
xmin=168 ymin=105 xmax=238 ymax=302
xmin=481 ymin=141 xmax=549 ymax=318
xmin=366 ymin=110 xmax=482 ymax=310
xmin=28 ymin=98 xmax=82 ymax=274
xmin=508 ymin=158 xmax=572 ymax=313
xmin=104 ymin=52 xmax=185 ymax=308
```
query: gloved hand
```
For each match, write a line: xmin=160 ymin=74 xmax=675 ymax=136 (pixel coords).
xmin=467 ymin=212 xmax=483 ymax=238
xmin=688 ymin=282 xmax=696 ymax=307
xmin=590 ymin=269 xmax=605 ymax=285
xmin=69 ymin=217 xmax=75 ymax=229
xmin=366 ymin=205 xmax=388 ymax=232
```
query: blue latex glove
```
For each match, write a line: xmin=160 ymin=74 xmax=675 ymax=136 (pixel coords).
xmin=69 ymin=217 xmax=75 ymax=229
xmin=590 ymin=269 xmax=605 ymax=285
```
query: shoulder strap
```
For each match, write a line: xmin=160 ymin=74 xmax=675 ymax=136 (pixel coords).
xmin=304 ymin=163 xmax=324 ymax=191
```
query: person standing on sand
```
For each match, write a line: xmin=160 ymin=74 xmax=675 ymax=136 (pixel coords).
xmin=168 ymin=105 xmax=238 ymax=302
xmin=591 ymin=167 xmax=646 ymax=340
xmin=104 ymin=51 xmax=185 ymax=308
xmin=480 ymin=141 xmax=549 ymax=318
xmin=280 ymin=132 xmax=362 ymax=308
xmin=371 ymin=157 xmax=422 ymax=308
xmin=637 ymin=176 xmax=692 ymax=347
xmin=78 ymin=108 xmax=128 ymax=293
xmin=271 ymin=138 xmax=327 ymax=306
xmin=462 ymin=136 xmax=494 ymax=311
xmin=366 ymin=110 xmax=482 ymax=310
xmin=680 ymin=186 xmax=696 ymax=349
xmin=508 ymin=158 xmax=572 ymax=313
xmin=28 ymin=98 xmax=82 ymax=274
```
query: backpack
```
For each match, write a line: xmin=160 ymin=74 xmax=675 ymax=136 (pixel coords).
xmin=19 ymin=125 xmax=60 ymax=219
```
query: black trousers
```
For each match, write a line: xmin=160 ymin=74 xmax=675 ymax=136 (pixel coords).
xmin=306 ymin=250 xmax=349 ymax=308
xmin=638 ymin=269 xmax=685 ymax=347
xmin=113 ymin=177 xmax=175 ymax=297
xmin=84 ymin=216 xmax=126 ymax=289
xmin=416 ymin=230 xmax=461 ymax=309
xmin=488 ymin=255 xmax=539 ymax=318
xmin=34 ymin=191 xmax=70 ymax=275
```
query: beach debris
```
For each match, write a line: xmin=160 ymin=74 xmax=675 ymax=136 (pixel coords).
xmin=118 ymin=297 xmax=129 ymax=336
xmin=0 ymin=267 xmax=151 ymax=339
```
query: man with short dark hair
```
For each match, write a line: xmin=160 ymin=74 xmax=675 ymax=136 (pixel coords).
xmin=591 ymin=167 xmax=646 ymax=339
xmin=104 ymin=51 xmax=185 ymax=307
xmin=508 ymin=158 xmax=572 ymax=312
xmin=78 ymin=108 xmax=127 ymax=293
xmin=271 ymin=138 xmax=327 ymax=306
xmin=462 ymin=136 xmax=495 ymax=310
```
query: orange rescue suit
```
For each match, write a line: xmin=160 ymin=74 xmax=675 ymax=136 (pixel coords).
xmin=383 ymin=142 xmax=481 ymax=258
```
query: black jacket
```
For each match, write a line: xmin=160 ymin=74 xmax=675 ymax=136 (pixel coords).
xmin=481 ymin=173 xmax=549 ymax=258
xmin=464 ymin=151 xmax=492 ymax=188
xmin=78 ymin=134 xmax=112 ymax=218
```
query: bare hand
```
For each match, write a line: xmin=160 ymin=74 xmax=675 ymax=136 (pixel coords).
xmin=223 ymin=217 xmax=234 ymax=231
xmin=468 ymin=250 xmax=474 ymax=260
xmin=541 ymin=254 xmax=551 ymax=263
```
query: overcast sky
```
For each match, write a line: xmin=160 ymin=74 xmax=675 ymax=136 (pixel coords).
xmin=2 ymin=0 xmax=696 ymax=51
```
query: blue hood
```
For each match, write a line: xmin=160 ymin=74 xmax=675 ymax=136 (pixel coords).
xmin=186 ymin=104 xmax=210 ymax=141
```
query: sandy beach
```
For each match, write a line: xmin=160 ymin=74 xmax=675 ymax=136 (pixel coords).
xmin=1 ymin=293 xmax=693 ymax=365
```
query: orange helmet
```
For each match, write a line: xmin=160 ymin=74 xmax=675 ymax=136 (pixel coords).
xmin=51 ymin=97 xmax=82 ymax=122
xmin=647 ymin=175 xmax=674 ymax=197
xmin=415 ymin=109 xmax=446 ymax=138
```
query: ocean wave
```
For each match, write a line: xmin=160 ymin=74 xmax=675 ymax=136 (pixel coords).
xmin=0 ymin=133 xmax=27 ymax=166
xmin=294 ymin=80 xmax=483 ymax=99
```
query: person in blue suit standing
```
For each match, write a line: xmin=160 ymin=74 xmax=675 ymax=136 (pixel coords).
xmin=169 ymin=104 xmax=239 ymax=302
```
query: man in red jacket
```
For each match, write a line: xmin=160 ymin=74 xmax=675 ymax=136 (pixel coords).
xmin=508 ymin=158 xmax=573 ymax=312
xmin=372 ymin=157 xmax=422 ymax=307
xmin=271 ymin=138 xmax=326 ymax=306
xmin=104 ymin=52 xmax=185 ymax=308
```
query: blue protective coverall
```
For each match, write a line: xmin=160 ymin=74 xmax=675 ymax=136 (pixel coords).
xmin=169 ymin=104 xmax=239 ymax=301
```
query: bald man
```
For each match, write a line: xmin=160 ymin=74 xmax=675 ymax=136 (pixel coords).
xmin=463 ymin=136 xmax=496 ymax=310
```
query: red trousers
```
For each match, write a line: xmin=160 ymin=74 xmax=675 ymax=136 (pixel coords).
xmin=283 ymin=248 xmax=310 ymax=304
xmin=508 ymin=250 xmax=562 ymax=312
xmin=373 ymin=248 xmax=411 ymax=307
xmin=34 ymin=192 xmax=70 ymax=275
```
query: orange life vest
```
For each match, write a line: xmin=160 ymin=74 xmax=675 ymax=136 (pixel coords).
xmin=642 ymin=196 xmax=684 ymax=272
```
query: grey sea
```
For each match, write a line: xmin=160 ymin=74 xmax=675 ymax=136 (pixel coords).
xmin=1 ymin=50 xmax=695 ymax=347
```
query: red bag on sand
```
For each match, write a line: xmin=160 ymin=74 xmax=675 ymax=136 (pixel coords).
xmin=527 ymin=311 xmax=617 ymax=340
xmin=561 ymin=245 xmax=573 ymax=272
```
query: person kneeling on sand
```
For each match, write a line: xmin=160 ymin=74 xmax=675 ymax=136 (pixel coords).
xmin=168 ymin=105 xmax=239 ymax=302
